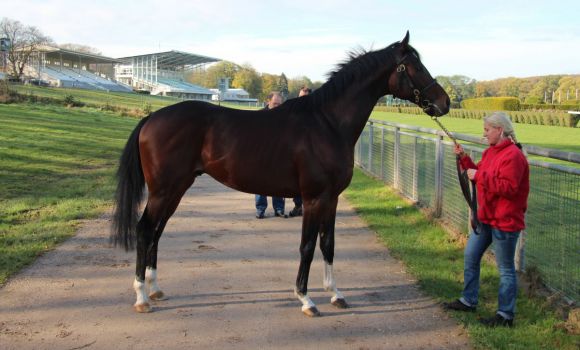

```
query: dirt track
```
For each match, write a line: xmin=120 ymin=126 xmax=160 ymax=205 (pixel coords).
xmin=0 ymin=175 xmax=470 ymax=349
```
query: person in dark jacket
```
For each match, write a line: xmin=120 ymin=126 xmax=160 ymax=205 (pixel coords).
xmin=288 ymin=86 xmax=312 ymax=217
xmin=443 ymin=112 xmax=529 ymax=328
xmin=255 ymin=92 xmax=285 ymax=218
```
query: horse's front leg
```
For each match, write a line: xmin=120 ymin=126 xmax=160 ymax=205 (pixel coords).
xmin=318 ymin=197 xmax=348 ymax=309
xmin=295 ymin=200 xmax=321 ymax=317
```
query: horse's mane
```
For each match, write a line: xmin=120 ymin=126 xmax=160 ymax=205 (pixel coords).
xmin=281 ymin=41 xmax=418 ymax=113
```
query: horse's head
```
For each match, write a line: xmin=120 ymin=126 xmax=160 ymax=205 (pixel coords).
xmin=388 ymin=31 xmax=450 ymax=117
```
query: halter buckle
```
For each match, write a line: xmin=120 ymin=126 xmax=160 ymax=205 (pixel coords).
xmin=396 ymin=64 xmax=406 ymax=73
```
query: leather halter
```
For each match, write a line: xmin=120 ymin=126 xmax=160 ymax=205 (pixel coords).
xmin=395 ymin=54 xmax=438 ymax=110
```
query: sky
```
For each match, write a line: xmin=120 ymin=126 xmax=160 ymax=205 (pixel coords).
xmin=2 ymin=0 xmax=579 ymax=83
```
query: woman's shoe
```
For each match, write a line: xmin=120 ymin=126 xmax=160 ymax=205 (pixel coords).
xmin=479 ymin=314 xmax=514 ymax=328
xmin=442 ymin=299 xmax=476 ymax=312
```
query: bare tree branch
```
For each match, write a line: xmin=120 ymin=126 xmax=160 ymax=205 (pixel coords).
xmin=0 ymin=17 xmax=53 ymax=80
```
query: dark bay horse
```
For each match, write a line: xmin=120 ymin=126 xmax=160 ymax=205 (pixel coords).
xmin=112 ymin=32 xmax=450 ymax=317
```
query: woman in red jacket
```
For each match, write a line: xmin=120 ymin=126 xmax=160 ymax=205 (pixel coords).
xmin=443 ymin=112 xmax=529 ymax=328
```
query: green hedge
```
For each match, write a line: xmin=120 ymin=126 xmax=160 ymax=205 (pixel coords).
xmin=373 ymin=105 xmax=579 ymax=127
xmin=461 ymin=97 xmax=521 ymax=111
xmin=521 ymin=103 xmax=580 ymax=111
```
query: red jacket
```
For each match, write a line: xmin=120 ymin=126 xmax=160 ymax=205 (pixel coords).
xmin=459 ymin=139 xmax=529 ymax=232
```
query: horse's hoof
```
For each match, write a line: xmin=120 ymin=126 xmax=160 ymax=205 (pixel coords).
xmin=302 ymin=306 xmax=321 ymax=317
xmin=134 ymin=303 xmax=152 ymax=313
xmin=149 ymin=291 xmax=167 ymax=301
xmin=331 ymin=298 xmax=349 ymax=309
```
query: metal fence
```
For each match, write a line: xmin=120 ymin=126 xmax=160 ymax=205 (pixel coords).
xmin=355 ymin=119 xmax=580 ymax=302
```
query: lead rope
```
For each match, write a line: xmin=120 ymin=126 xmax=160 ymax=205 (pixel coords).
xmin=431 ymin=116 xmax=481 ymax=233
xmin=431 ymin=116 xmax=458 ymax=145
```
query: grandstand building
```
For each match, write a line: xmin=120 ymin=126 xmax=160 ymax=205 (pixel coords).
xmin=115 ymin=50 xmax=220 ymax=100
xmin=23 ymin=45 xmax=132 ymax=92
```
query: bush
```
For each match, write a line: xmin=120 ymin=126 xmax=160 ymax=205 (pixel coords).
xmin=63 ymin=94 xmax=85 ymax=107
xmin=461 ymin=97 xmax=520 ymax=111
xmin=521 ymin=103 xmax=580 ymax=111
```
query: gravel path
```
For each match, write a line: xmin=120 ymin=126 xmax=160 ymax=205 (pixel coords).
xmin=0 ymin=175 xmax=470 ymax=349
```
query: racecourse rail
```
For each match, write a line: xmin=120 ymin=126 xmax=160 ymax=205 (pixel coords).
xmin=355 ymin=119 xmax=579 ymax=303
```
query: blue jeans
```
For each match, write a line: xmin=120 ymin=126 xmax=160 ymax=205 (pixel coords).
xmin=293 ymin=196 xmax=302 ymax=207
xmin=255 ymin=195 xmax=284 ymax=214
xmin=460 ymin=223 xmax=520 ymax=319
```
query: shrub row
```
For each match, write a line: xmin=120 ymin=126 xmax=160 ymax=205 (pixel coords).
xmin=461 ymin=97 xmax=520 ymax=111
xmin=373 ymin=106 xmax=579 ymax=127
xmin=521 ymin=102 xmax=580 ymax=111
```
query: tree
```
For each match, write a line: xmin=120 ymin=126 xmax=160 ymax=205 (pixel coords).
xmin=260 ymin=73 xmax=279 ymax=101
xmin=436 ymin=75 xmax=476 ymax=106
xmin=277 ymin=73 xmax=289 ymax=99
xmin=0 ymin=18 xmax=53 ymax=80
xmin=556 ymin=76 xmax=580 ymax=102
xmin=287 ymin=76 xmax=313 ymax=98
xmin=231 ymin=64 xmax=262 ymax=98
xmin=188 ymin=61 xmax=240 ymax=88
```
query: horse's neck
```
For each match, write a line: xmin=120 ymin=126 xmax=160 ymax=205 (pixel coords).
xmin=326 ymin=75 xmax=391 ymax=146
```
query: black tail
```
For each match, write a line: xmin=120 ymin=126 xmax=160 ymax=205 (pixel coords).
xmin=111 ymin=116 xmax=150 ymax=251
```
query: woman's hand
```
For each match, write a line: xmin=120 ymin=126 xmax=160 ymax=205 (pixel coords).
xmin=467 ymin=169 xmax=477 ymax=180
xmin=454 ymin=144 xmax=466 ymax=157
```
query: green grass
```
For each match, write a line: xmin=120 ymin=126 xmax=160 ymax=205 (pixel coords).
xmin=344 ymin=168 xmax=579 ymax=350
xmin=0 ymin=103 xmax=137 ymax=284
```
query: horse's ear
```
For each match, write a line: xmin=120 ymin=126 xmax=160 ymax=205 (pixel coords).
xmin=401 ymin=31 xmax=410 ymax=48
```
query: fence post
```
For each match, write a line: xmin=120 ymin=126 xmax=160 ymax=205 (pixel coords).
xmin=434 ymin=135 xmax=443 ymax=217
xmin=413 ymin=136 xmax=418 ymax=201
xmin=394 ymin=127 xmax=400 ymax=190
xmin=368 ymin=123 xmax=374 ymax=173
xmin=380 ymin=127 xmax=385 ymax=180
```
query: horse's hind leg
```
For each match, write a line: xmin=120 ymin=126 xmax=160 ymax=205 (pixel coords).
xmin=133 ymin=183 xmax=192 ymax=312
xmin=133 ymin=206 xmax=155 ymax=313
xmin=145 ymin=217 xmax=169 ymax=301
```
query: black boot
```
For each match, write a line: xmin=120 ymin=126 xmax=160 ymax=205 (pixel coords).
xmin=288 ymin=206 xmax=302 ymax=217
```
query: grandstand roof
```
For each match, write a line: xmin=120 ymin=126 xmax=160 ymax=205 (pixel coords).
xmin=34 ymin=45 xmax=123 ymax=64
xmin=117 ymin=50 xmax=220 ymax=69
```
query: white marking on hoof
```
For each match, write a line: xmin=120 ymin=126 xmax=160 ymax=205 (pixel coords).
xmin=324 ymin=262 xmax=348 ymax=308
xmin=294 ymin=287 xmax=319 ymax=316
xmin=145 ymin=267 xmax=166 ymax=301
xmin=133 ymin=278 xmax=151 ymax=312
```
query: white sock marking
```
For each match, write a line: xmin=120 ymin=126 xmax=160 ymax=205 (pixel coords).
xmin=323 ymin=262 xmax=344 ymax=302
xmin=145 ymin=267 xmax=161 ymax=295
xmin=294 ymin=287 xmax=316 ymax=312
xmin=133 ymin=278 xmax=149 ymax=306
